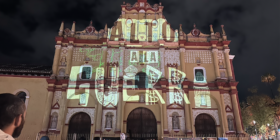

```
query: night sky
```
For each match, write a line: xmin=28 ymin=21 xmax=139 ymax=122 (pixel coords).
xmin=0 ymin=0 xmax=279 ymax=101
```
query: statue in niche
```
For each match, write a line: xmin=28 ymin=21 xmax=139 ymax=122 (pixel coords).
xmin=60 ymin=56 xmax=67 ymax=66
xmin=172 ymin=115 xmax=179 ymax=129
xmin=106 ymin=114 xmax=112 ymax=128
xmin=51 ymin=113 xmax=58 ymax=129
xmin=58 ymin=68 xmax=65 ymax=76
xmin=218 ymin=59 xmax=224 ymax=68
xmin=228 ymin=117 xmax=234 ymax=131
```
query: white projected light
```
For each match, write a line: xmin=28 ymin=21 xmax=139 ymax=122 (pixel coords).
xmin=168 ymin=67 xmax=190 ymax=105
xmin=130 ymin=51 xmax=139 ymax=62
xmin=194 ymin=86 xmax=211 ymax=108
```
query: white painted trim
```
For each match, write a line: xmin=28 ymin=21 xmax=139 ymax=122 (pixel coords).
xmin=193 ymin=67 xmax=207 ymax=83
xmin=79 ymin=64 xmax=93 ymax=80
xmin=229 ymin=55 xmax=235 ymax=60
xmin=12 ymin=89 xmax=30 ymax=109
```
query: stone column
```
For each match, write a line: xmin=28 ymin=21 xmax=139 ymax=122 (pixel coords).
xmin=65 ymin=45 xmax=73 ymax=76
xmin=180 ymin=48 xmax=186 ymax=73
xmin=52 ymin=45 xmax=62 ymax=76
xmin=116 ymin=92 xmax=122 ymax=132
xmin=231 ymin=93 xmax=243 ymax=133
xmin=220 ymin=93 xmax=229 ymax=133
xmin=224 ymin=49 xmax=233 ymax=80
xmin=159 ymin=47 xmax=165 ymax=78
xmin=56 ymin=91 xmax=67 ymax=131
xmin=119 ymin=47 xmax=125 ymax=77
xmin=184 ymin=92 xmax=192 ymax=135
xmin=212 ymin=49 xmax=220 ymax=79
xmin=162 ymin=89 xmax=168 ymax=134
xmin=95 ymin=102 xmax=103 ymax=131
xmin=41 ymin=91 xmax=54 ymax=131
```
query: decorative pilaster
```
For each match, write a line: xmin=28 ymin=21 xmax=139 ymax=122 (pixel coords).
xmin=184 ymin=92 xmax=192 ymax=135
xmin=59 ymin=91 xmax=68 ymax=138
xmin=162 ymin=89 xmax=168 ymax=134
xmin=52 ymin=45 xmax=62 ymax=76
xmin=102 ymin=46 xmax=107 ymax=78
xmin=220 ymin=93 xmax=229 ymax=133
xmin=180 ymin=48 xmax=186 ymax=73
xmin=212 ymin=49 xmax=220 ymax=79
xmin=231 ymin=92 xmax=243 ymax=133
xmin=119 ymin=47 xmax=125 ymax=77
xmin=116 ymin=92 xmax=122 ymax=132
xmin=95 ymin=103 xmax=103 ymax=132
xmin=65 ymin=45 xmax=73 ymax=76
xmin=56 ymin=91 xmax=66 ymax=132
xmin=224 ymin=49 xmax=233 ymax=80
xmin=159 ymin=47 xmax=165 ymax=78
xmin=41 ymin=91 xmax=54 ymax=132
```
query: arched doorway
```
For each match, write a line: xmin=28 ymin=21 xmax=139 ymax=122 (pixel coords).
xmin=195 ymin=114 xmax=216 ymax=137
xmin=127 ymin=107 xmax=157 ymax=140
xmin=135 ymin=72 xmax=148 ymax=88
xmin=68 ymin=112 xmax=91 ymax=139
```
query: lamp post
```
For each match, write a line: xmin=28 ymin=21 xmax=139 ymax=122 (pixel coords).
xmin=253 ymin=121 xmax=257 ymax=136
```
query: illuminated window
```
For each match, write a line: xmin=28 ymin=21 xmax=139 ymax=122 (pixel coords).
xmin=201 ymin=95 xmax=206 ymax=105
xmin=80 ymin=93 xmax=86 ymax=105
xmin=195 ymin=69 xmax=204 ymax=81
xmin=50 ymin=112 xmax=58 ymax=129
xmin=81 ymin=66 xmax=92 ymax=79
xmin=193 ymin=67 xmax=206 ymax=83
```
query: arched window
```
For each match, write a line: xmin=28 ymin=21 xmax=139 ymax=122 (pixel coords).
xmin=50 ymin=112 xmax=58 ymax=129
xmin=105 ymin=113 xmax=113 ymax=129
xmin=172 ymin=112 xmax=180 ymax=129
xmin=227 ymin=115 xmax=235 ymax=131
xmin=17 ymin=92 xmax=27 ymax=103
xmin=81 ymin=67 xmax=92 ymax=79
xmin=135 ymin=72 xmax=148 ymax=88
xmin=195 ymin=69 xmax=204 ymax=81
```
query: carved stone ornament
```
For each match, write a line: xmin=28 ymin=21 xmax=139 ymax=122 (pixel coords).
xmin=65 ymin=108 xmax=95 ymax=124
xmin=164 ymin=50 xmax=180 ymax=66
xmin=86 ymin=26 xmax=95 ymax=34
xmin=191 ymin=28 xmax=200 ymax=37
xmin=192 ymin=109 xmax=220 ymax=125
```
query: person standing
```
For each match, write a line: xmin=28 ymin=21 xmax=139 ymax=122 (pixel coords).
xmin=0 ymin=93 xmax=26 ymax=140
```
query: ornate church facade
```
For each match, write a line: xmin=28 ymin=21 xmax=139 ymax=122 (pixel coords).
xmin=0 ymin=0 xmax=245 ymax=139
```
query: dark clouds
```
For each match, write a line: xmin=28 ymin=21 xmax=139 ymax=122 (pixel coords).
xmin=0 ymin=0 xmax=279 ymax=100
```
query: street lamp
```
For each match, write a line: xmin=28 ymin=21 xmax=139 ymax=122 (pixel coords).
xmin=253 ymin=121 xmax=257 ymax=136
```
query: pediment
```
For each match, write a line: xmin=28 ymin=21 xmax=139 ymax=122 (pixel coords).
xmin=167 ymin=103 xmax=184 ymax=109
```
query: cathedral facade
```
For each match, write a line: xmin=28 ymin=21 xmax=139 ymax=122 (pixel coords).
xmin=0 ymin=0 xmax=245 ymax=139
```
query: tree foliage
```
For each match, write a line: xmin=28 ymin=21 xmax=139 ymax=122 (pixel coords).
xmin=247 ymin=95 xmax=275 ymax=127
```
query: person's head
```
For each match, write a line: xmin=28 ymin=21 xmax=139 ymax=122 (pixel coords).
xmin=0 ymin=93 xmax=26 ymax=138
